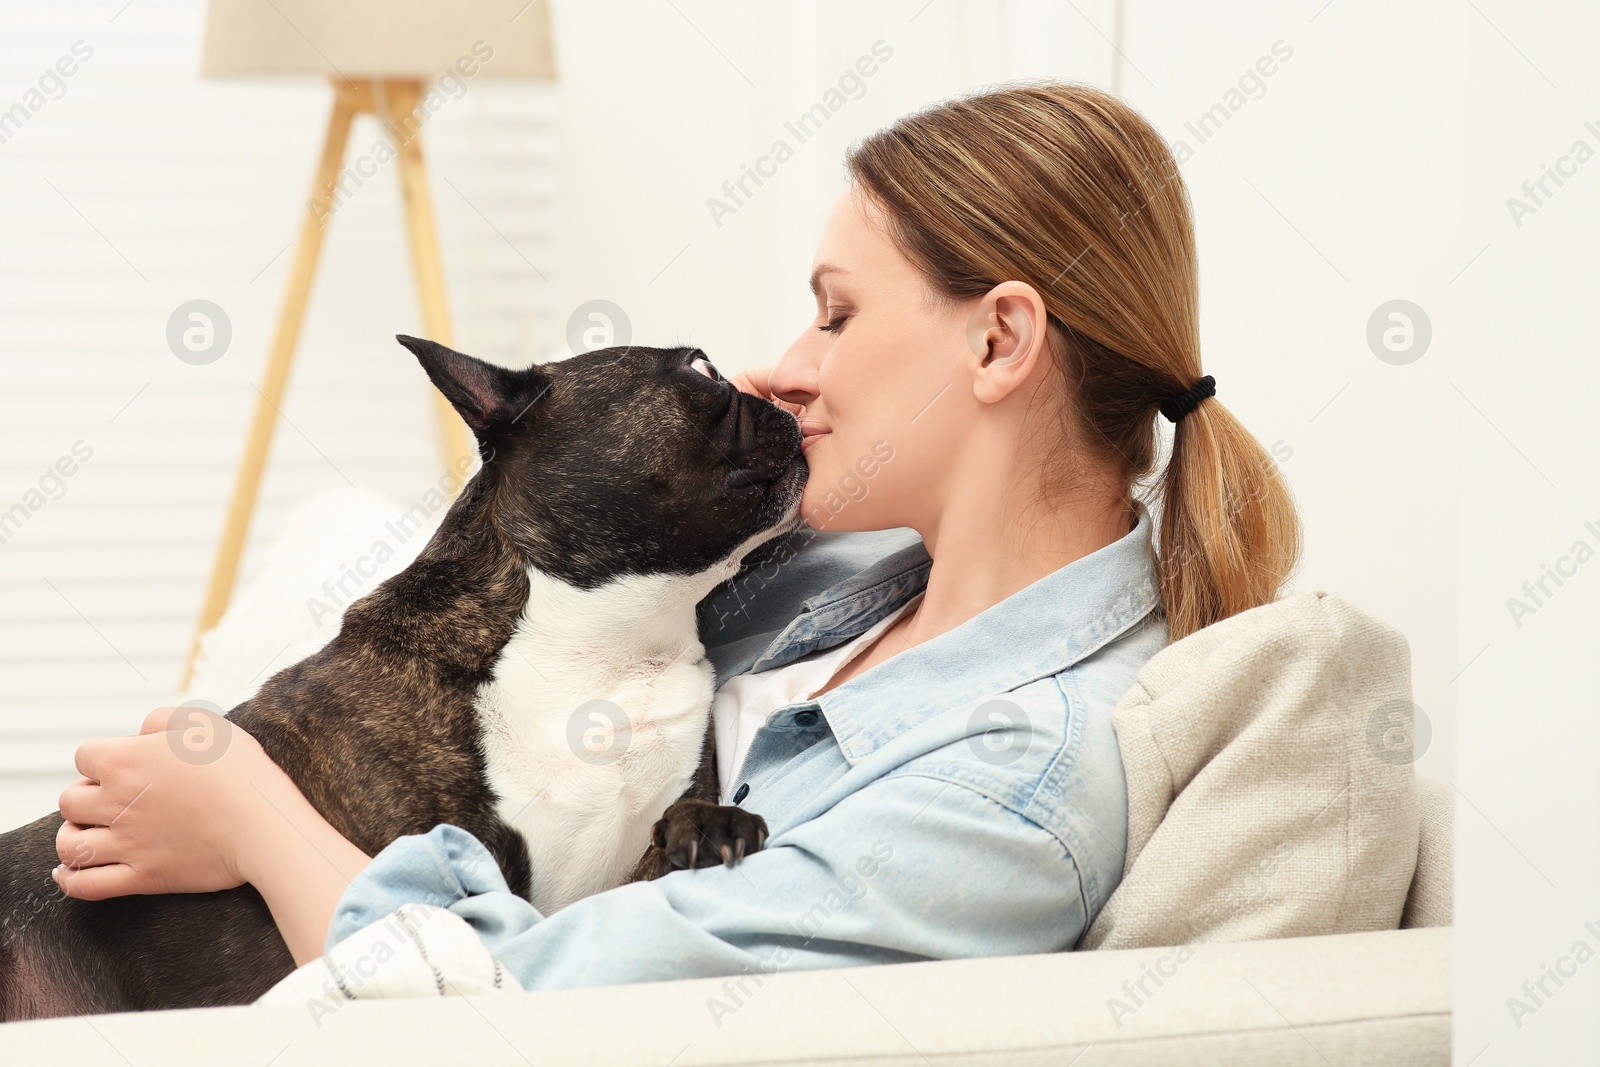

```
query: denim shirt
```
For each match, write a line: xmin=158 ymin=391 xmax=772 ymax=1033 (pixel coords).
xmin=319 ymin=506 xmax=1168 ymax=991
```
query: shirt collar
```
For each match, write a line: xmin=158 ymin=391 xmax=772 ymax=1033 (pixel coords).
xmin=752 ymin=503 xmax=1162 ymax=764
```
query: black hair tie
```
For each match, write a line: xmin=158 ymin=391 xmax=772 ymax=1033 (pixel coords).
xmin=1159 ymin=374 xmax=1216 ymax=423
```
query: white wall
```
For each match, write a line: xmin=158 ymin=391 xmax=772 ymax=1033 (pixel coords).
xmin=1459 ymin=4 xmax=1600 ymax=1060
xmin=546 ymin=0 xmax=1116 ymax=364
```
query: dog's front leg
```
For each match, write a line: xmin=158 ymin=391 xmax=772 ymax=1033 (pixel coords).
xmin=625 ymin=719 xmax=767 ymax=880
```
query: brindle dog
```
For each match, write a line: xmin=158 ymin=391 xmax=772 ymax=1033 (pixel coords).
xmin=0 ymin=336 xmax=801 ymax=1019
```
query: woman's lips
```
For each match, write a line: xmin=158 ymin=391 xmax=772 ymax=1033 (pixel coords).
xmin=800 ymin=430 xmax=830 ymax=451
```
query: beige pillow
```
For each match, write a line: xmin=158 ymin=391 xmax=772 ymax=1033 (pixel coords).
xmin=1402 ymin=776 xmax=1454 ymax=928
xmin=1083 ymin=590 xmax=1421 ymax=950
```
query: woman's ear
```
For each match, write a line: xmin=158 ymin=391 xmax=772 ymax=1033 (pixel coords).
xmin=965 ymin=281 xmax=1052 ymax=404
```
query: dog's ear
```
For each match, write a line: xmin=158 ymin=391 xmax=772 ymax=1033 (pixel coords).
xmin=396 ymin=335 xmax=550 ymax=438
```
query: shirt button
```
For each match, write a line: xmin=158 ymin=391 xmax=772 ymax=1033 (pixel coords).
xmin=794 ymin=709 xmax=820 ymax=728
xmin=732 ymin=783 xmax=750 ymax=805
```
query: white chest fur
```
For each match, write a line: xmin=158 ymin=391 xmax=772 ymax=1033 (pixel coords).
xmin=473 ymin=527 xmax=779 ymax=915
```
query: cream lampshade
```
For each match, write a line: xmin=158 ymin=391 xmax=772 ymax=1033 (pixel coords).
xmin=183 ymin=1 xmax=557 ymax=687
xmin=201 ymin=0 xmax=556 ymax=80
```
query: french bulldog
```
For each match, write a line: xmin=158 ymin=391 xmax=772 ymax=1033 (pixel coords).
xmin=0 ymin=336 xmax=802 ymax=1019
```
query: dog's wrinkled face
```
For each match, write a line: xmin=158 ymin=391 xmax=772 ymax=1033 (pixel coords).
xmin=398 ymin=336 xmax=807 ymax=588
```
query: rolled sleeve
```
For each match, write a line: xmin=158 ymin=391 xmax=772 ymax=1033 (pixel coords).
xmin=326 ymin=772 xmax=1089 ymax=992
xmin=325 ymin=823 xmax=537 ymax=955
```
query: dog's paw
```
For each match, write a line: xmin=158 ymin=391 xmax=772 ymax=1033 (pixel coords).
xmin=652 ymin=798 xmax=769 ymax=870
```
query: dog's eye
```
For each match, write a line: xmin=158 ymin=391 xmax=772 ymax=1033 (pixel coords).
xmin=690 ymin=357 xmax=722 ymax=382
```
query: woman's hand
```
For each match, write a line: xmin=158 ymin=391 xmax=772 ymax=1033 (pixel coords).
xmin=729 ymin=364 xmax=804 ymax=418
xmin=54 ymin=705 xmax=373 ymax=965
xmin=54 ymin=706 xmax=279 ymax=899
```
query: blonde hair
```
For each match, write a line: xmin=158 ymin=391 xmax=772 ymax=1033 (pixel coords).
xmin=846 ymin=81 xmax=1300 ymax=639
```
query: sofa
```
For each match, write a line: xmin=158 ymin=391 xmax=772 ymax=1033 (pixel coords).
xmin=1 ymin=588 xmax=1452 ymax=1065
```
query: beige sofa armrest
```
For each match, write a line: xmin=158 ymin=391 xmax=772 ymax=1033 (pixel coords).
xmin=3 ymin=928 xmax=1449 ymax=1066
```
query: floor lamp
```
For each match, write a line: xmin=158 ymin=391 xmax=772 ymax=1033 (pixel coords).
xmin=187 ymin=1 xmax=556 ymax=686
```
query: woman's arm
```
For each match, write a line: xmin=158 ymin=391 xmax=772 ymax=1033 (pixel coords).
xmin=315 ymin=771 xmax=1089 ymax=991
xmin=228 ymin=749 xmax=373 ymax=965
xmin=54 ymin=707 xmax=371 ymax=965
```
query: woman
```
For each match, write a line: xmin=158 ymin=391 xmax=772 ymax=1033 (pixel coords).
xmin=51 ymin=82 xmax=1298 ymax=990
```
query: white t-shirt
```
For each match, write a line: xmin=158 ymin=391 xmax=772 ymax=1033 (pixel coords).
xmin=711 ymin=592 xmax=924 ymax=805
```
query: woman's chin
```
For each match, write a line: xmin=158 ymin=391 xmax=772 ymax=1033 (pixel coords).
xmin=800 ymin=482 xmax=875 ymax=533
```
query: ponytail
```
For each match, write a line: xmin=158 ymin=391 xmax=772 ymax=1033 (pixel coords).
xmin=1158 ymin=397 xmax=1301 ymax=639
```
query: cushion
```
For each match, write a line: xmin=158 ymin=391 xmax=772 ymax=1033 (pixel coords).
xmin=1083 ymin=590 xmax=1421 ymax=949
xmin=185 ymin=487 xmax=439 ymax=708
xmin=1402 ymin=777 xmax=1454 ymax=928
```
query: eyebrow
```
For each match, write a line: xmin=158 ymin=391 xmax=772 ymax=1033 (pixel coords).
xmin=808 ymin=263 xmax=848 ymax=296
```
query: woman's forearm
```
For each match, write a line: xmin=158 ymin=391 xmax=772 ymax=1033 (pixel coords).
xmin=239 ymin=770 xmax=373 ymax=965
xmin=57 ymin=709 xmax=372 ymax=966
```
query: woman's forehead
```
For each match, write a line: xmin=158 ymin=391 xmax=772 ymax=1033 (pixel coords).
xmin=813 ymin=189 xmax=911 ymax=285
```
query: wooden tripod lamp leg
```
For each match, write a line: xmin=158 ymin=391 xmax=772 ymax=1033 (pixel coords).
xmin=180 ymin=82 xmax=363 ymax=689
xmin=384 ymin=79 xmax=474 ymax=477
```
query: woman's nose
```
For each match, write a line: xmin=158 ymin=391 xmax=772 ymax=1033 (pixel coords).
xmin=769 ymin=335 xmax=820 ymax=410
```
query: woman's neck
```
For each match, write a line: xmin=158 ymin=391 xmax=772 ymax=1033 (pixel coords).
xmin=899 ymin=478 xmax=1134 ymax=653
